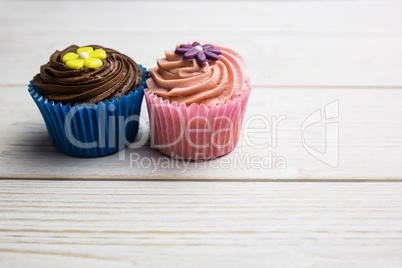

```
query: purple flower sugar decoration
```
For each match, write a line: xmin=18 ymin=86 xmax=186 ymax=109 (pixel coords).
xmin=175 ymin=42 xmax=222 ymax=64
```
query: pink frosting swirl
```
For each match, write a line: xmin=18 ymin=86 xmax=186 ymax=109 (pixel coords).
xmin=147 ymin=42 xmax=249 ymax=107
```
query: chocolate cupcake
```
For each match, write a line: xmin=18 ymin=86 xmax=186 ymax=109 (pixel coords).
xmin=144 ymin=41 xmax=250 ymax=160
xmin=28 ymin=45 xmax=148 ymax=157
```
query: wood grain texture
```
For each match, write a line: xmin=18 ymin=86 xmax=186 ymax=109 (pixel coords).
xmin=1 ymin=1 xmax=402 ymax=87
xmin=1 ymin=180 xmax=402 ymax=268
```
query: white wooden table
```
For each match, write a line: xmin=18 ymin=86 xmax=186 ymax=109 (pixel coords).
xmin=1 ymin=1 xmax=402 ymax=267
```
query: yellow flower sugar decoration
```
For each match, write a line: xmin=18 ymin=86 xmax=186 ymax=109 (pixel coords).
xmin=62 ymin=47 xmax=107 ymax=70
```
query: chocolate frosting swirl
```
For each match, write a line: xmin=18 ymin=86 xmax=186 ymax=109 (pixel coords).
xmin=32 ymin=45 xmax=142 ymax=105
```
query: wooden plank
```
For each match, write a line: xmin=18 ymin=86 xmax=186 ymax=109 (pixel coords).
xmin=0 ymin=0 xmax=402 ymax=34
xmin=1 ymin=86 xmax=401 ymax=180
xmin=1 ymin=180 xmax=402 ymax=267
xmin=2 ymin=1 xmax=402 ymax=34
xmin=1 ymin=1 xmax=402 ymax=86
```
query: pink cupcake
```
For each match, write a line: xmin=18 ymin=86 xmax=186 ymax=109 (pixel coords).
xmin=145 ymin=41 xmax=250 ymax=160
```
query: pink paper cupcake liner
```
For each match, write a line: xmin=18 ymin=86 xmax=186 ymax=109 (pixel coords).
xmin=144 ymin=86 xmax=251 ymax=160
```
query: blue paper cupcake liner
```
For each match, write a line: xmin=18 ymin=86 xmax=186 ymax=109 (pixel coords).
xmin=28 ymin=65 xmax=148 ymax=158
